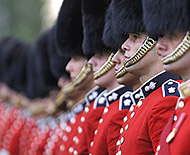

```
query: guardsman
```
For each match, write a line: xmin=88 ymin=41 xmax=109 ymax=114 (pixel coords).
xmin=0 ymin=25 xmax=71 ymax=153
xmin=43 ymin=0 xmax=105 ymax=154
xmin=73 ymin=0 xmax=134 ymax=155
xmin=143 ymin=0 xmax=190 ymax=154
xmin=106 ymin=0 xmax=142 ymax=90
xmin=106 ymin=0 xmax=183 ymax=154
xmin=62 ymin=0 xmax=110 ymax=154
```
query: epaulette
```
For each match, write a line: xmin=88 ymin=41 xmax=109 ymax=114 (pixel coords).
xmin=179 ymin=80 xmax=190 ymax=98
xmin=119 ymin=91 xmax=133 ymax=110
xmin=162 ymin=79 xmax=180 ymax=97
xmin=93 ymin=90 xmax=108 ymax=109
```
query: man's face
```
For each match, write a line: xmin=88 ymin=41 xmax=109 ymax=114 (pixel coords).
xmin=121 ymin=33 xmax=147 ymax=59
xmin=121 ymin=32 xmax=155 ymax=76
xmin=88 ymin=53 xmax=117 ymax=89
xmin=112 ymin=49 xmax=140 ymax=86
xmin=65 ymin=56 xmax=86 ymax=82
xmin=156 ymin=31 xmax=190 ymax=78
xmin=156 ymin=31 xmax=185 ymax=59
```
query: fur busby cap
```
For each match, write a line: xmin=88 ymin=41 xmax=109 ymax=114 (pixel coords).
xmin=0 ymin=38 xmax=29 ymax=93
xmin=142 ymin=0 xmax=190 ymax=38
xmin=111 ymin=0 xmax=145 ymax=39
xmin=48 ymin=26 xmax=70 ymax=79
xmin=55 ymin=0 xmax=85 ymax=58
xmin=82 ymin=0 xmax=111 ymax=56
xmin=26 ymin=31 xmax=57 ymax=99
xmin=102 ymin=3 xmax=127 ymax=51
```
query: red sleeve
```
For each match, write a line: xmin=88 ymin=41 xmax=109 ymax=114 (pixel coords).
xmin=107 ymin=110 xmax=128 ymax=155
xmin=148 ymin=96 xmax=178 ymax=152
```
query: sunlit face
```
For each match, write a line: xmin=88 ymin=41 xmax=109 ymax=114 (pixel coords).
xmin=88 ymin=53 xmax=117 ymax=89
xmin=65 ymin=56 xmax=86 ymax=82
xmin=121 ymin=33 xmax=146 ymax=59
xmin=156 ymin=31 xmax=190 ymax=79
xmin=112 ymin=49 xmax=140 ymax=86
xmin=121 ymin=32 xmax=158 ymax=76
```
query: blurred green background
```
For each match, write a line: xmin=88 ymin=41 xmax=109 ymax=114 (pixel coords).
xmin=0 ymin=0 xmax=63 ymax=43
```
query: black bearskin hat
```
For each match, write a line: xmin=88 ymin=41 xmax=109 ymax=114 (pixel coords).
xmin=111 ymin=0 xmax=145 ymax=39
xmin=102 ymin=2 xmax=126 ymax=51
xmin=26 ymin=31 xmax=57 ymax=99
xmin=82 ymin=0 xmax=112 ymax=55
xmin=55 ymin=0 xmax=85 ymax=57
xmin=0 ymin=38 xmax=29 ymax=93
xmin=48 ymin=26 xmax=70 ymax=80
xmin=142 ymin=0 xmax=190 ymax=38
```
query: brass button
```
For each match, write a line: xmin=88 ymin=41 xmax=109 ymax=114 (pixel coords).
xmin=85 ymin=107 xmax=89 ymax=113
xmin=125 ymin=124 xmax=129 ymax=131
xmin=178 ymin=101 xmax=184 ymax=109
xmin=173 ymin=115 xmax=177 ymax=121
xmin=99 ymin=118 xmax=103 ymax=124
xmin=137 ymin=101 xmax=142 ymax=107
xmin=123 ymin=116 xmax=128 ymax=123
xmin=116 ymin=140 xmax=120 ymax=146
xmin=120 ymin=137 xmax=124 ymax=144
xmin=120 ymin=128 xmax=124 ymax=135
xmin=130 ymin=112 xmax=135 ymax=118
xmin=80 ymin=116 xmax=85 ymax=122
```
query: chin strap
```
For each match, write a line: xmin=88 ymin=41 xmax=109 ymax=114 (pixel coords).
xmin=46 ymin=62 xmax=92 ymax=114
xmin=93 ymin=53 xmax=115 ymax=80
xmin=162 ymin=31 xmax=190 ymax=64
xmin=115 ymin=36 xmax=157 ymax=78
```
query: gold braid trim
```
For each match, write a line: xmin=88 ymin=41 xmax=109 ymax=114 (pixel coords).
xmin=93 ymin=53 xmax=115 ymax=80
xmin=162 ymin=31 xmax=190 ymax=64
xmin=53 ymin=62 xmax=92 ymax=107
xmin=115 ymin=37 xmax=157 ymax=78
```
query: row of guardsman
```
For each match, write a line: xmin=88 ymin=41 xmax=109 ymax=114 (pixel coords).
xmin=0 ymin=0 xmax=189 ymax=154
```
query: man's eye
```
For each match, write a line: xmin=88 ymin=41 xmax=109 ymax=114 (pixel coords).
xmin=133 ymin=35 xmax=139 ymax=40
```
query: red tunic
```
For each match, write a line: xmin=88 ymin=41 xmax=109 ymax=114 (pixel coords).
xmin=55 ymin=100 xmax=86 ymax=155
xmin=72 ymin=87 xmax=107 ymax=154
xmin=116 ymin=72 xmax=182 ymax=155
xmin=89 ymin=86 xmax=133 ymax=155
xmin=157 ymin=81 xmax=190 ymax=155
xmin=43 ymin=87 xmax=105 ymax=155
xmin=2 ymin=113 xmax=26 ymax=154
